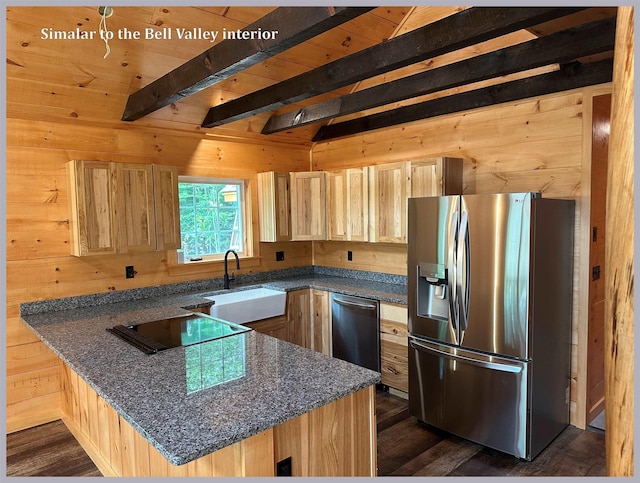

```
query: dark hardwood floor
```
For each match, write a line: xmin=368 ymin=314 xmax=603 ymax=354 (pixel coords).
xmin=376 ymin=390 xmax=607 ymax=477
xmin=5 ymin=419 xmax=101 ymax=477
xmin=5 ymin=390 xmax=606 ymax=477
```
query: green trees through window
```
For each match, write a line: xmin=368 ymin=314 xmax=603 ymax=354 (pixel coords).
xmin=178 ymin=181 xmax=243 ymax=260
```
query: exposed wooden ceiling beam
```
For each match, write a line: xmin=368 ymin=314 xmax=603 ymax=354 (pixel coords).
xmin=121 ymin=7 xmax=374 ymax=122
xmin=263 ymin=16 xmax=616 ymax=134
xmin=201 ymin=7 xmax=588 ymax=129
xmin=312 ymin=58 xmax=614 ymax=142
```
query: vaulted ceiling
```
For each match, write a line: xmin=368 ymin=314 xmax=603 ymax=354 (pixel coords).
xmin=7 ymin=6 xmax=616 ymax=146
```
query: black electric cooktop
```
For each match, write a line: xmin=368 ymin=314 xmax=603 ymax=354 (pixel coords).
xmin=107 ymin=312 xmax=251 ymax=354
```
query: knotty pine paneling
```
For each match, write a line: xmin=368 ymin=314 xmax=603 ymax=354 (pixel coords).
xmin=311 ymin=86 xmax=612 ymax=429
xmin=6 ymin=118 xmax=311 ymax=432
xmin=6 ymin=343 xmax=60 ymax=376
xmin=6 ymin=393 xmax=63 ymax=435
xmin=314 ymin=241 xmax=406 ymax=276
xmin=7 ymin=6 xmax=405 ymax=146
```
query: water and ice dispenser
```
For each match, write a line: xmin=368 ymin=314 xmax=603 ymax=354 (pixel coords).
xmin=416 ymin=262 xmax=449 ymax=320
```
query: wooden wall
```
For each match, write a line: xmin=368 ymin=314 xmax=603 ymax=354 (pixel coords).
xmin=6 ymin=118 xmax=312 ymax=432
xmin=311 ymin=85 xmax=612 ymax=428
xmin=605 ymin=6 xmax=634 ymax=475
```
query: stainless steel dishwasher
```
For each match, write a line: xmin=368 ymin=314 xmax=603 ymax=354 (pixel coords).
xmin=330 ymin=293 xmax=380 ymax=372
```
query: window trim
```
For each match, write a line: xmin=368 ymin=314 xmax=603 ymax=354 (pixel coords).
xmin=177 ymin=176 xmax=251 ymax=263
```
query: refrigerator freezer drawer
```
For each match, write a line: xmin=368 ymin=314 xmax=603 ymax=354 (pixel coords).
xmin=408 ymin=337 xmax=531 ymax=460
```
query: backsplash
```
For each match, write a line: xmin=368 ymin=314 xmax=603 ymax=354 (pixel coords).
xmin=314 ymin=266 xmax=406 ymax=285
xmin=20 ymin=266 xmax=407 ymax=316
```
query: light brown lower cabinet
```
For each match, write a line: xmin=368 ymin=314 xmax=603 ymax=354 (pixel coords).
xmin=245 ymin=314 xmax=290 ymax=341
xmin=59 ymin=361 xmax=376 ymax=476
xmin=287 ymin=289 xmax=311 ymax=347
xmin=379 ymin=302 xmax=408 ymax=393
xmin=311 ymin=289 xmax=331 ymax=355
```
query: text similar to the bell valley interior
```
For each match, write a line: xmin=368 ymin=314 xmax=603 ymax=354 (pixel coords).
xmin=40 ymin=27 xmax=279 ymax=42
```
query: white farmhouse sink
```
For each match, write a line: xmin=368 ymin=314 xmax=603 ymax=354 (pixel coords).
xmin=205 ymin=288 xmax=287 ymax=324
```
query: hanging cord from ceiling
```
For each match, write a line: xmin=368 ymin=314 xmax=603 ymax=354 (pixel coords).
xmin=98 ymin=6 xmax=113 ymax=59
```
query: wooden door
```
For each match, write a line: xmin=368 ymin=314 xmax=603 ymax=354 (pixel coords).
xmin=290 ymin=172 xmax=327 ymax=241
xmin=287 ymin=289 xmax=311 ymax=348
xmin=311 ymin=290 xmax=331 ymax=355
xmin=586 ymin=93 xmax=610 ymax=425
xmin=411 ymin=157 xmax=463 ymax=197
xmin=328 ymin=168 xmax=368 ymax=242
xmin=257 ymin=172 xmax=291 ymax=242
xmin=410 ymin=160 xmax=438 ymax=197
xmin=327 ymin=170 xmax=347 ymax=241
xmin=116 ymin=163 xmax=156 ymax=253
xmin=368 ymin=162 xmax=410 ymax=243
xmin=67 ymin=160 xmax=117 ymax=256
xmin=153 ymin=164 xmax=181 ymax=251
xmin=247 ymin=315 xmax=290 ymax=341
xmin=345 ymin=167 xmax=369 ymax=242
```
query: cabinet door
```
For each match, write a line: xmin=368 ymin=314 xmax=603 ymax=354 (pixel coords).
xmin=116 ymin=163 xmax=156 ymax=253
xmin=327 ymin=170 xmax=347 ymax=241
xmin=257 ymin=172 xmax=290 ymax=242
xmin=153 ymin=165 xmax=181 ymax=250
xmin=411 ymin=157 xmax=463 ymax=197
xmin=379 ymin=302 xmax=408 ymax=393
xmin=67 ymin=160 xmax=117 ymax=256
xmin=410 ymin=160 xmax=438 ymax=198
xmin=246 ymin=315 xmax=290 ymax=341
xmin=345 ymin=167 xmax=369 ymax=242
xmin=329 ymin=167 xmax=369 ymax=242
xmin=287 ymin=289 xmax=311 ymax=348
xmin=290 ymin=172 xmax=327 ymax=241
xmin=311 ymin=289 xmax=331 ymax=355
xmin=368 ymin=162 xmax=410 ymax=243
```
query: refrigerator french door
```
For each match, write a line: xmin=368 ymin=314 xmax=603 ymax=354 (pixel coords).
xmin=407 ymin=192 xmax=574 ymax=460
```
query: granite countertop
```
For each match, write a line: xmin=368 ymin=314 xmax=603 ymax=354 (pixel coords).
xmin=21 ymin=288 xmax=381 ymax=466
xmin=196 ymin=274 xmax=407 ymax=306
xmin=19 ymin=268 xmax=405 ymax=465
xmin=261 ymin=274 xmax=407 ymax=305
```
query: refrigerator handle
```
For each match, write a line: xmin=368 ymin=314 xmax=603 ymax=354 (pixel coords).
xmin=409 ymin=338 xmax=523 ymax=374
xmin=448 ymin=209 xmax=459 ymax=334
xmin=457 ymin=210 xmax=470 ymax=332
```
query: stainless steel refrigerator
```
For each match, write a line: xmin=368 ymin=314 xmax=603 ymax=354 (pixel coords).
xmin=407 ymin=192 xmax=574 ymax=461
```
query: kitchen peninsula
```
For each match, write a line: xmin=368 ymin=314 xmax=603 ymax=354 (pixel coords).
xmin=20 ymin=289 xmax=380 ymax=477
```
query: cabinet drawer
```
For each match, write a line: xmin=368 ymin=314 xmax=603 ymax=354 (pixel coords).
xmin=380 ymin=319 xmax=408 ymax=343
xmin=380 ymin=338 xmax=408 ymax=392
xmin=379 ymin=302 xmax=408 ymax=392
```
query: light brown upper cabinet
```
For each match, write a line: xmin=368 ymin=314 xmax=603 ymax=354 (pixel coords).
xmin=67 ymin=160 xmax=118 ymax=256
xmin=328 ymin=167 xmax=369 ymax=242
xmin=153 ymin=164 xmax=181 ymax=251
xmin=67 ymin=160 xmax=181 ymax=256
xmin=290 ymin=171 xmax=327 ymax=241
xmin=368 ymin=158 xmax=463 ymax=243
xmin=257 ymin=171 xmax=291 ymax=242
xmin=115 ymin=163 xmax=156 ymax=254
xmin=368 ymin=161 xmax=410 ymax=243
xmin=411 ymin=157 xmax=463 ymax=198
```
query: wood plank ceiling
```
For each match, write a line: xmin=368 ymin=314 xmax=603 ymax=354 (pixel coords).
xmin=7 ymin=6 xmax=616 ymax=146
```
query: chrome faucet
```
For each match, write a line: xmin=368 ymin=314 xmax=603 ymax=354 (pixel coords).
xmin=223 ymin=250 xmax=240 ymax=289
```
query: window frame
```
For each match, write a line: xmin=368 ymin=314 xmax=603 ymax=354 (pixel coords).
xmin=177 ymin=175 xmax=251 ymax=263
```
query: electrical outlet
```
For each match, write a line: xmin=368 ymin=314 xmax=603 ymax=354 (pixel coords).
xmin=276 ymin=456 xmax=292 ymax=476
xmin=347 ymin=250 xmax=353 ymax=261
xmin=276 ymin=251 xmax=285 ymax=261
xmin=126 ymin=265 xmax=136 ymax=279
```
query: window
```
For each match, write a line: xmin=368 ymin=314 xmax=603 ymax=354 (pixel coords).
xmin=178 ymin=178 xmax=246 ymax=261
